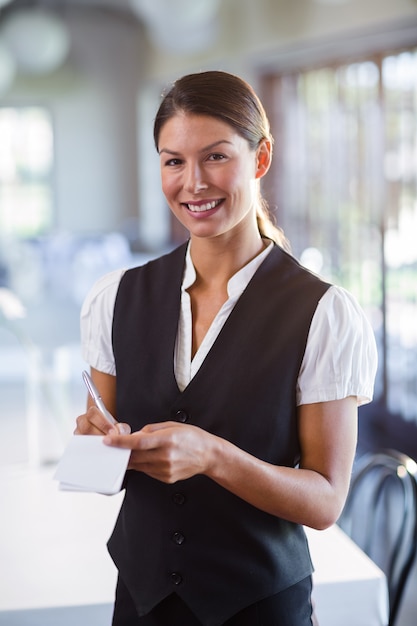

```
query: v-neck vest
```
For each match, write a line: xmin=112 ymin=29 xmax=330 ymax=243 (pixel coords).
xmin=109 ymin=242 xmax=330 ymax=626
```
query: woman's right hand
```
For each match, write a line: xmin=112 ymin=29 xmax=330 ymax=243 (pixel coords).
xmin=75 ymin=406 xmax=113 ymax=435
xmin=75 ymin=368 xmax=130 ymax=436
xmin=75 ymin=406 xmax=131 ymax=436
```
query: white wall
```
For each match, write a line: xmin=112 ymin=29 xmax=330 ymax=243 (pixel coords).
xmin=54 ymin=13 xmax=143 ymax=233
xmin=2 ymin=8 xmax=146 ymax=236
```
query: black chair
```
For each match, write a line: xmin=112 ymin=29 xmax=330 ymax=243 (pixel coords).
xmin=338 ymin=449 xmax=417 ymax=626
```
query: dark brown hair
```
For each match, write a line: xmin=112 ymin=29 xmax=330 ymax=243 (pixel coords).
xmin=153 ymin=70 xmax=289 ymax=248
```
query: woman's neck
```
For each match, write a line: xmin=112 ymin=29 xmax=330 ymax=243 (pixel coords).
xmin=189 ymin=231 xmax=267 ymax=288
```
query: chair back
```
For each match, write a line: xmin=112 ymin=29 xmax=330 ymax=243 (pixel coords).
xmin=338 ymin=449 xmax=417 ymax=626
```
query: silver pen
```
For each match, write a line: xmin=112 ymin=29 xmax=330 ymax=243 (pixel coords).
xmin=82 ymin=370 xmax=117 ymax=426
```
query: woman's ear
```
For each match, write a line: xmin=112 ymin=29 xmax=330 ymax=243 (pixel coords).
xmin=255 ymin=139 xmax=272 ymax=179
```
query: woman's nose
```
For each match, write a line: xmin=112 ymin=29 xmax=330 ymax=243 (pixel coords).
xmin=184 ymin=164 xmax=208 ymax=193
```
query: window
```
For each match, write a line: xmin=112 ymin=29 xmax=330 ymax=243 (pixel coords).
xmin=0 ymin=107 xmax=53 ymax=238
xmin=262 ymin=48 xmax=417 ymax=422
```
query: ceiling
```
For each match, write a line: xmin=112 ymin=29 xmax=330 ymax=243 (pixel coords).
xmin=0 ymin=0 xmax=222 ymax=58
xmin=45 ymin=0 xmax=135 ymax=11
xmin=0 ymin=0 xmax=138 ymax=19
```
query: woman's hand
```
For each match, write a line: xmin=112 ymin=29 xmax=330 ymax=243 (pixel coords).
xmin=74 ymin=406 xmax=131 ymax=436
xmin=98 ymin=396 xmax=358 ymax=531
xmin=103 ymin=421 xmax=215 ymax=483
xmin=75 ymin=367 xmax=130 ymax=436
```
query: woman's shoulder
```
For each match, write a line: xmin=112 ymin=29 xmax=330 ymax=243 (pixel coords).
xmin=91 ymin=267 xmax=126 ymax=292
xmin=81 ymin=268 xmax=126 ymax=317
xmin=313 ymin=284 xmax=376 ymax=343
xmin=299 ymin=285 xmax=378 ymax=406
xmin=318 ymin=284 xmax=369 ymax=320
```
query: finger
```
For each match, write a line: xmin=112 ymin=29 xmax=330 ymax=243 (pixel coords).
xmin=103 ymin=424 xmax=181 ymax=451
xmin=75 ymin=406 xmax=119 ymax=435
xmin=141 ymin=421 xmax=178 ymax=433
xmin=74 ymin=410 xmax=102 ymax=435
xmin=117 ymin=422 xmax=131 ymax=435
xmin=103 ymin=429 xmax=154 ymax=450
xmin=103 ymin=432 xmax=136 ymax=448
xmin=107 ymin=423 xmax=131 ymax=436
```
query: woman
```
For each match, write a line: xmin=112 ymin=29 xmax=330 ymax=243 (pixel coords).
xmin=76 ymin=70 xmax=377 ymax=626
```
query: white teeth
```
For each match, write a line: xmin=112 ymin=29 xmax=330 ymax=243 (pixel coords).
xmin=187 ymin=200 xmax=220 ymax=212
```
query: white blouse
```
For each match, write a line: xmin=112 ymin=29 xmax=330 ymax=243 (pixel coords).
xmin=80 ymin=244 xmax=378 ymax=407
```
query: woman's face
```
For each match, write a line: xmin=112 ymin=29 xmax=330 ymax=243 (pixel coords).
xmin=157 ymin=112 xmax=270 ymax=242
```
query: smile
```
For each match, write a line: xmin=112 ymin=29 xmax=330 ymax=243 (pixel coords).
xmin=185 ymin=199 xmax=222 ymax=213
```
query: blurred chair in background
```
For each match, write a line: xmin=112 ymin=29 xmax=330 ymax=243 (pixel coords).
xmin=338 ymin=449 xmax=417 ymax=626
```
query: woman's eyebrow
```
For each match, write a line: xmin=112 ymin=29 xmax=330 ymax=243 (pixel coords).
xmin=159 ymin=139 xmax=233 ymax=156
xmin=200 ymin=139 xmax=233 ymax=152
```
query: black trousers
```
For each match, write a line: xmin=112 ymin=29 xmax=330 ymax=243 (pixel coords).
xmin=112 ymin=575 xmax=315 ymax=626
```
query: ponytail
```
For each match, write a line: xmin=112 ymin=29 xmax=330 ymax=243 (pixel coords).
xmin=256 ymin=201 xmax=291 ymax=252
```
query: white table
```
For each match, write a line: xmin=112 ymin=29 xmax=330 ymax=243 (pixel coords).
xmin=305 ymin=525 xmax=389 ymax=626
xmin=0 ymin=466 xmax=389 ymax=625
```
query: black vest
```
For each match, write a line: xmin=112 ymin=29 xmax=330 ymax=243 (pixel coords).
xmin=108 ymin=242 xmax=330 ymax=626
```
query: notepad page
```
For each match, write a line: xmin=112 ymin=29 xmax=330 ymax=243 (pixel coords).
xmin=54 ymin=435 xmax=130 ymax=495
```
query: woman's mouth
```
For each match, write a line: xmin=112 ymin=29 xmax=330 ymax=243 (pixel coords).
xmin=184 ymin=199 xmax=223 ymax=213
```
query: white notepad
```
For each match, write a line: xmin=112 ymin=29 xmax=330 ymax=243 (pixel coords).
xmin=54 ymin=435 xmax=130 ymax=495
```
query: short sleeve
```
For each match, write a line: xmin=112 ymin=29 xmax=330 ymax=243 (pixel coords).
xmin=80 ymin=269 xmax=125 ymax=375
xmin=296 ymin=285 xmax=378 ymax=406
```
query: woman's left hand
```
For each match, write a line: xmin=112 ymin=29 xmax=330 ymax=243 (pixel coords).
xmin=103 ymin=397 xmax=358 ymax=530
xmin=103 ymin=421 xmax=215 ymax=483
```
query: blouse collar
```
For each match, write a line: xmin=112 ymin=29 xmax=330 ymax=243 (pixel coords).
xmin=182 ymin=240 xmax=273 ymax=298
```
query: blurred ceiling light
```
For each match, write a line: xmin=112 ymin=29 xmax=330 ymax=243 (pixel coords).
xmin=130 ymin=0 xmax=220 ymax=29
xmin=0 ymin=8 xmax=70 ymax=75
xmin=0 ymin=0 xmax=15 ymax=7
xmin=129 ymin=0 xmax=220 ymax=53
xmin=0 ymin=37 xmax=16 ymax=95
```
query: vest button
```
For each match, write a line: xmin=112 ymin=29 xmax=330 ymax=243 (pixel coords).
xmin=172 ymin=531 xmax=185 ymax=545
xmin=172 ymin=492 xmax=186 ymax=506
xmin=170 ymin=572 xmax=183 ymax=585
xmin=173 ymin=409 xmax=189 ymax=423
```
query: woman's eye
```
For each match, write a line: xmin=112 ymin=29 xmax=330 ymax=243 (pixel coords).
xmin=164 ymin=158 xmax=182 ymax=166
xmin=208 ymin=153 xmax=226 ymax=161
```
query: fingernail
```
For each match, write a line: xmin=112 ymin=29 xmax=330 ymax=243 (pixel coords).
xmin=118 ymin=424 xmax=131 ymax=435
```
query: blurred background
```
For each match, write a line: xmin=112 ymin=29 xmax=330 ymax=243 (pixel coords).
xmin=0 ymin=0 xmax=416 ymax=621
xmin=1 ymin=0 xmax=416 ymax=466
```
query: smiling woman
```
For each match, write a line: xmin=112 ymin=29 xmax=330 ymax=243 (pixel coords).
xmin=157 ymin=113 xmax=268 ymax=244
xmin=75 ymin=70 xmax=377 ymax=626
